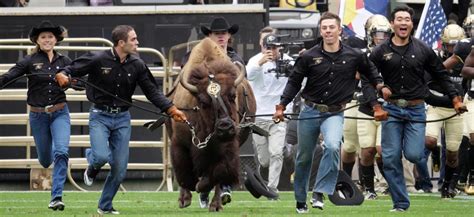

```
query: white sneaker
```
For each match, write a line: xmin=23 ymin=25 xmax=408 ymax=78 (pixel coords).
xmin=389 ymin=208 xmax=406 ymax=212
xmin=364 ymin=191 xmax=378 ymax=200
xmin=310 ymin=192 xmax=324 ymax=210
xmin=198 ymin=193 xmax=209 ymax=208
xmin=83 ymin=167 xmax=94 ymax=186
xmin=220 ymin=191 xmax=232 ymax=205
xmin=220 ymin=186 xmax=232 ymax=205
xmin=406 ymin=186 xmax=418 ymax=193
xmin=97 ymin=207 xmax=120 ymax=215
xmin=48 ymin=199 xmax=65 ymax=211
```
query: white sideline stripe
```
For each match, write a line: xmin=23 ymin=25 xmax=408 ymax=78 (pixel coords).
xmin=1 ymin=198 xmax=473 ymax=204
xmin=2 ymin=203 xmax=474 ymax=209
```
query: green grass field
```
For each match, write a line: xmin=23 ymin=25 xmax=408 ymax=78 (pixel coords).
xmin=0 ymin=191 xmax=473 ymax=216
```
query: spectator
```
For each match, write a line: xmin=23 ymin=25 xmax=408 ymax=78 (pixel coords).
xmin=246 ymin=26 xmax=293 ymax=200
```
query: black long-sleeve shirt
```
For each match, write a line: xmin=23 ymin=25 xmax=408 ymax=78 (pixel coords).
xmin=0 ymin=50 xmax=72 ymax=107
xmin=370 ymin=36 xmax=458 ymax=100
xmin=280 ymin=41 xmax=382 ymax=107
xmin=62 ymin=48 xmax=173 ymax=111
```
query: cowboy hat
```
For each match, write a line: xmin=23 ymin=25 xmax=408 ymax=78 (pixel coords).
xmin=201 ymin=17 xmax=239 ymax=36
xmin=244 ymin=165 xmax=279 ymax=199
xmin=328 ymin=170 xmax=365 ymax=206
xmin=29 ymin=20 xmax=64 ymax=43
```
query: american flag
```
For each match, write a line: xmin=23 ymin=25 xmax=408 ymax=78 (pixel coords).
xmin=415 ymin=0 xmax=447 ymax=48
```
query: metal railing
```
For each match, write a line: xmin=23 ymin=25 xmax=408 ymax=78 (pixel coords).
xmin=0 ymin=37 xmax=114 ymax=46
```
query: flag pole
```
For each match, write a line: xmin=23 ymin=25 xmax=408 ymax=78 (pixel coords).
xmin=415 ymin=0 xmax=430 ymax=39
xmin=339 ymin=0 xmax=346 ymax=23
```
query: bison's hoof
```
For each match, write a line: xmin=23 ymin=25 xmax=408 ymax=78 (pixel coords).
xmin=178 ymin=198 xmax=192 ymax=208
xmin=208 ymin=202 xmax=223 ymax=212
xmin=178 ymin=188 xmax=192 ymax=208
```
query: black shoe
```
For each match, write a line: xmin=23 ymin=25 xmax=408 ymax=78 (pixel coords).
xmin=310 ymin=192 xmax=324 ymax=210
xmin=97 ymin=207 xmax=120 ymax=215
xmin=84 ymin=165 xmax=100 ymax=186
xmin=267 ymin=195 xmax=280 ymax=201
xmin=440 ymin=182 xmax=457 ymax=198
xmin=456 ymin=181 xmax=466 ymax=192
xmin=48 ymin=199 xmax=65 ymax=211
xmin=220 ymin=185 xmax=232 ymax=205
xmin=296 ymin=202 xmax=308 ymax=214
xmin=382 ymin=187 xmax=390 ymax=196
xmin=365 ymin=190 xmax=378 ymax=200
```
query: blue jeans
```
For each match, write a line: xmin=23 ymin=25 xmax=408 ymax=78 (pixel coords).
xmin=382 ymin=103 xmax=426 ymax=210
xmin=414 ymin=148 xmax=434 ymax=191
xmin=294 ymin=104 xmax=344 ymax=203
xmin=29 ymin=104 xmax=70 ymax=201
xmin=88 ymin=106 xmax=131 ymax=210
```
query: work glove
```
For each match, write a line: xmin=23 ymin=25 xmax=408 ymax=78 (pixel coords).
xmin=167 ymin=106 xmax=187 ymax=122
xmin=373 ymin=104 xmax=388 ymax=121
xmin=452 ymin=96 xmax=468 ymax=114
xmin=55 ymin=72 xmax=70 ymax=88
xmin=272 ymin=104 xmax=286 ymax=124
xmin=70 ymin=78 xmax=86 ymax=91
xmin=376 ymin=84 xmax=392 ymax=101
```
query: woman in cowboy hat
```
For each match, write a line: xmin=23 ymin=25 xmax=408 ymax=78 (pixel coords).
xmin=0 ymin=20 xmax=71 ymax=211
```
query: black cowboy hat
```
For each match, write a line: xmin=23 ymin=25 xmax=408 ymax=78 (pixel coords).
xmin=201 ymin=17 xmax=239 ymax=36
xmin=328 ymin=170 xmax=365 ymax=206
xmin=29 ymin=20 xmax=64 ymax=43
xmin=244 ymin=165 xmax=279 ymax=199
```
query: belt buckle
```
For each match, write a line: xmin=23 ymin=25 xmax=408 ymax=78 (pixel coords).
xmin=44 ymin=105 xmax=54 ymax=113
xmin=109 ymin=107 xmax=120 ymax=113
xmin=353 ymin=92 xmax=361 ymax=101
xmin=316 ymin=104 xmax=329 ymax=113
xmin=397 ymin=99 xmax=408 ymax=108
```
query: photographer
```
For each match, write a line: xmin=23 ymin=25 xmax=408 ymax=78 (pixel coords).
xmin=246 ymin=27 xmax=293 ymax=199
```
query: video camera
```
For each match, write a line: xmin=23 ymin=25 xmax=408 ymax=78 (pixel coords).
xmin=262 ymin=34 xmax=303 ymax=79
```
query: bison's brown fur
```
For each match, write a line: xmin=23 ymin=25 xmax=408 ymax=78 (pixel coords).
xmin=167 ymin=38 xmax=255 ymax=212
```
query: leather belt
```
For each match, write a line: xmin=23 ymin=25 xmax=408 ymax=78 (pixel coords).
xmin=387 ymin=99 xmax=424 ymax=108
xmin=353 ymin=91 xmax=362 ymax=101
xmin=304 ymin=101 xmax=344 ymax=113
xmin=93 ymin=104 xmax=129 ymax=114
xmin=30 ymin=102 xmax=66 ymax=113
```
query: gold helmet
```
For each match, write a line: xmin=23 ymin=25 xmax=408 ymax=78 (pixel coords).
xmin=463 ymin=14 xmax=474 ymax=37
xmin=365 ymin=14 xmax=392 ymax=48
xmin=441 ymin=24 xmax=465 ymax=45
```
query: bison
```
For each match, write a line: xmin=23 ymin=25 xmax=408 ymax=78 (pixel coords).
xmin=166 ymin=38 xmax=256 ymax=212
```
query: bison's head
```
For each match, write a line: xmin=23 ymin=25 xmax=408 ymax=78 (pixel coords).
xmin=180 ymin=60 xmax=245 ymax=139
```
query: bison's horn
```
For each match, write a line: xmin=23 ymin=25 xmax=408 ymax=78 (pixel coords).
xmin=234 ymin=61 xmax=245 ymax=87
xmin=180 ymin=69 xmax=198 ymax=93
